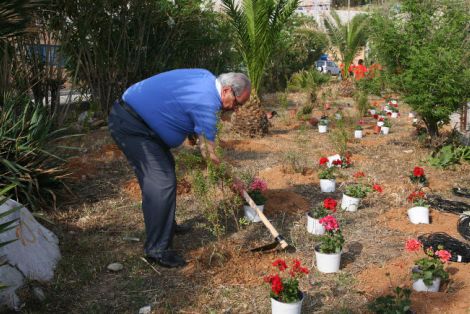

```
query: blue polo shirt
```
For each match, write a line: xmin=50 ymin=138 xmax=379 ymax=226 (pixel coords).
xmin=122 ymin=69 xmax=222 ymax=148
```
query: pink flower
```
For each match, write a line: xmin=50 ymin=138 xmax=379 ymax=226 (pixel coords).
xmin=405 ymin=239 xmax=422 ymax=252
xmin=319 ymin=215 xmax=339 ymax=231
xmin=272 ymin=259 xmax=288 ymax=271
xmin=435 ymin=250 xmax=452 ymax=263
xmin=250 ymin=178 xmax=267 ymax=192
xmin=358 ymin=119 xmax=365 ymax=125
xmin=373 ymin=184 xmax=383 ymax=192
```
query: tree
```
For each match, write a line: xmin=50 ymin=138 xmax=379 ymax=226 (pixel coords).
xmin=323 ymin=10 xmax=369 ymax=78
xmin=222 ymin=0 xmax=299 ymax=137
xmin=369 ymin=0 xmax=470 ymax=137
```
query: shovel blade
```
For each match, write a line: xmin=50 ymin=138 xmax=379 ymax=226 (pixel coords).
xmin=250 ymin=241 xmax=296 ymax=253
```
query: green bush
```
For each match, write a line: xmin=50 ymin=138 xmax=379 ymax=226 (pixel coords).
xmin=0 ymin=94 xmax=69 ymax=210
xmin=428 ymin=145 xmax=470 ymax=168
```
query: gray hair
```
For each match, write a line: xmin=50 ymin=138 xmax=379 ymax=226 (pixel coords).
xmin=217 ymin=72 xmax=251 ymax=96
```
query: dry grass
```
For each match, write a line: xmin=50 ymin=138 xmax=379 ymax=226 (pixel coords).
xmin=16 ymin=90 xmax=470 ymax=314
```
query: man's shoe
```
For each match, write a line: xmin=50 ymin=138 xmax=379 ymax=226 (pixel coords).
xmin=145 ymin=251 xmax=187 ymax=268
xmin=174 ymin=222 xmax=192 ymax=235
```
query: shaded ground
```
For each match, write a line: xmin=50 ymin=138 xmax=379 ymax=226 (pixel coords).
xmin=16 ymin=88 xmax=470 ymax=313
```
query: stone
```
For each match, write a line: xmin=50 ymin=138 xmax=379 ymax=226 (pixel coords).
xmin=139 ymin=305 xmax=151 ymax=314
xmin=0 ymin=265 xmax=24 ymax=310
xmin=107 ymin=263 xmax=123 ymax=272
xmin=32 ymin=286 xmax=46 ymax=302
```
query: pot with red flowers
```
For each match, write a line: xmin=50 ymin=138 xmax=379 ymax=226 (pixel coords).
xmin=407 ymin=191 xmax=429 ymax=224
xmin=264 ymin=259 xmax=309 ymax=314
xmin=409 ymin=166 xmax=428 ymax=186
xmin=341 ymin=172 xmax=383 ymax=212
xmin=315 ymin=215 xmax=344 ymax=273
xmin=307 ymin=198 xmax=337 ymax=235
xmin=405 ymin=239 xmax=451 ymax=292
xmin=243 ymin=177 xmax=268 ymax=222
xmin=318 ymin=157 xmax=336 ymax=192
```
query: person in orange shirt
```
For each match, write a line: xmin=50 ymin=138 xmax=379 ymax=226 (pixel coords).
xmin=353 ymin=59 xmax=367 ymax=80
xmin=348 ymin=63 xmax=355 ymax=77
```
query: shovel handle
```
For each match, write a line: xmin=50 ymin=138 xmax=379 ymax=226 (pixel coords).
xmin=242 ymin=190 xmax=288 ymax=249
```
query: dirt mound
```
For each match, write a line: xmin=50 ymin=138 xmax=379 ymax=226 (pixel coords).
xmin=123 ymin=178 xmax=141 ymax=200
xmin=264 ymin=190 xmax=310 ymax=215
xmin=356 ymin=255 xmax=470 ymax=314
xmin=65 ymin=156 xmax=98 ymax=180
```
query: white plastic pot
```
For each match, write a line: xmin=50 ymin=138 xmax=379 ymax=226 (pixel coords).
xmin=407 ymin=206 xmax=429 ymax=224
xmin=341 ymin=194 xmax=361 ymax=212
xmin=354 ymin=130 xmax=363 ymax=139
xmin=391 ymin=112 xmax=398 ymax=118
xmin=243 ymin=205 xmax=264 ymax=223
xmin=315 ymin=246 xmax=341 ymax=273
xmin=381 ymin=126 xmax=390 ymax=134
xmin=271 ymin=292 xmax=303 ymax=314
xmin=318 ymin=125 xmax=328 ymax=133
xmin=369 ymin=109 xmax=376 ymax=115
xmin=320 ymin=179 xmax=336 ymax=193
xmin=377 ymin=121 xmax=384 ymax=127
xmin=307 ymin=213 xmax=325 ymax=235
xmin=412 ymin=278 xmax=441 ymax=292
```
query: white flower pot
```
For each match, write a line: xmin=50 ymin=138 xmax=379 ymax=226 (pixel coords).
xmin=408 ymin=112 xmax=415 ymax=118
xmin=354 ymin=130 xmax=363 ymax=139
xmin=391 ymin=112 xmax=398 ymax=118
xmin=412 ymin=278 xmax=441 ymax=292
xmin=318 ymin=125 xmax=328 ymax=133
xmin=369 ymin=109 xmax=376 ymax=115
xmin=307 ymin=214 xmax=325 ymax=235
xmin=381 ymin=126 xmax=390 ymax=134
xmin=243 ymin=205 xmax=264 ymax=223
xmin=315 ymin=246 xmax=341 ymax=273
xmin=377 ymin=121 xmax=384 ymax=127
xmin=320 ymin=179 xmax=336 ymax=193
xmin=271 ymin=292 xmax=303 ymax=314
xmin=341 ymin=194 xmax=361 ymax=212
xmin=407 ymin=206 xmax=429 ymax=224
xmin=412 ymin=118 xmax=418 ymax=123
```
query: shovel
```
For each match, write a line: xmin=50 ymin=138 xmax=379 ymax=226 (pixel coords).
xmin=242 ymin=190 xmax=295 ymax=253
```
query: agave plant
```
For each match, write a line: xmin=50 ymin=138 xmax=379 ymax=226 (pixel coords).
xmin=323 ymin=11 xmax=369 ymax=79
xmin=0 ymin=94 xmax=71 ymax=210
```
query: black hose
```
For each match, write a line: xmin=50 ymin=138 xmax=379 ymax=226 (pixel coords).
xmin=457 ymin=215 xmax=470 ymax=241
xmin=453 ymin=188 xmax=470 ymax=198
xmin=418 ymin=232 xmax=470 ymax=263
xmin=426 ymin=194 xmax=470 ymax=214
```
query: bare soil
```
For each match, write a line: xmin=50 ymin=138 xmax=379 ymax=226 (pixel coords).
xmin=19 ymin=90 xmax=470 ymax=314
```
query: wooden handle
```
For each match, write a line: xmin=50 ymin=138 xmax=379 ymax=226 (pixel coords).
xmin=242 ymin=190 xmax=288 ymax=249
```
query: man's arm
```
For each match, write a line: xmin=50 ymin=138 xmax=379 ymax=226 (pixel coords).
xmin=198 ymin=134 xmax=220 ymax=165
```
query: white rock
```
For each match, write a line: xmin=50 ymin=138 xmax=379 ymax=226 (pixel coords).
xmin=0 ymin=265 xmax=24 ymax=310
xmin=107 ymin=263 xmax=123 ymax=272
xmin=139 ymin=305 xmax=151 ymax=314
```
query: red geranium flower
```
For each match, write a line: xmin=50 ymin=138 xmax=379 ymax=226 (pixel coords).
xmin=272 ymin=259 xmax=288 ymax=271
xmin=373 ymin=184 xmax=383 ymax=192
xmin=319 ymin=157 xmax=329 ymax=165
xmin=323 ymin=198 xmax=337 ymax=211
xmin=332 ymin=159 xmax=342 ymax=166
xmin=387 ymin=112 xmax=392 ymax=116
xmin=291 ymin=259 xmax=309 ymax=275
xmin=373 ymin=114 xmax=379 ymax=119
xmin=405 ymin=239 xmax=422 ymax=252
xmin=435 ymin=250 xmax=452 ymax=263
xmin=407 ymin=191 xmax=425 ymax=203
xmin=413 ymin=167 xmax=425 ymax=177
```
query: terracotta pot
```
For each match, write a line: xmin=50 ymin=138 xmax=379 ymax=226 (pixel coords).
xmin=288 ymin=108 xmax=297 ymax=118
xmin=373 ymin=125 xmax=381 ymax=134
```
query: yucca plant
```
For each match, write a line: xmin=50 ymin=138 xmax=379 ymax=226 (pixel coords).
xmin=323 ymin=11 xmax=369 ymax=79
xmin=0 ymin=94 xmax=70 ymax=210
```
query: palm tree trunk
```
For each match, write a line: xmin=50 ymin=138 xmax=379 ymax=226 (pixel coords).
xmin=231 ymin=93 xmax=269 ymax=137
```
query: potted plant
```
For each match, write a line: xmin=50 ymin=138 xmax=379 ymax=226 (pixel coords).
xmin=243 ymin=177 xmax=268 ymax=222
xmin=406 ymin=191 xmax=429 ymax=224
xmin=369 ymin=107 xmax=377 ymax=115
xmin=307 ymin=198 xmax=337 ymax=235
xmin=354 ymin=125 xmax=363 ymax=139
xmin=405 ymin=239 xmax=451 ymax=292
xmin=318 ymin=157 xmax=336 ymax=192
xmin=377 ymin=117 xmax=385 ymax=127
xmin=381 ymin=118 xmax=391 ymax=134
xmin=341 ymin=172 xmax=382 ymax=212
xmin=264 ymin=258 xmax=309 ymax=314
xmin=315 ymin=215 xmax=344 ymax=273
xmin=318 ymin=119 xmax=328 ymax=133
xmin=389 ymin=106 xmax=399 ymax=118
xmin=409 ymin=166 xmax=428 ymax=186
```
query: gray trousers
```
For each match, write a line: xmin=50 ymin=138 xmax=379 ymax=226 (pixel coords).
xmin=108 ymin=102 xmax=176 ymax=257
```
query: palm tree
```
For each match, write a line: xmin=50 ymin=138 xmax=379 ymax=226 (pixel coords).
xmin=323 ymin=11 xmax=369 ymax=79
xmin=0 ymin=0 xmax=44 ymax=41
xmin=222 ymin=0 xmax=299 ymax=137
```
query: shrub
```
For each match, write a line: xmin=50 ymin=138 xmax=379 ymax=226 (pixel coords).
xmin=0 ymin=94 xmax=70 ymax=210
